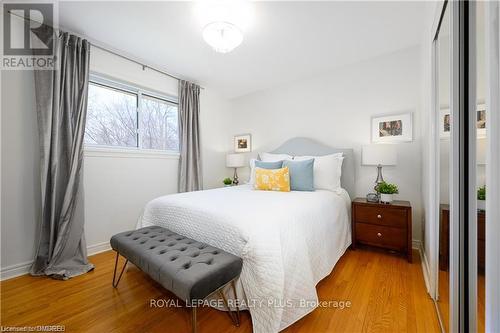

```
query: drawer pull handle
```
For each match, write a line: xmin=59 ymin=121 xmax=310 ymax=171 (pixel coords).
xmin=377 ymin=232 xmax=382 ymax=237
xmin=377 ymin=214 xmax=382 ymax=219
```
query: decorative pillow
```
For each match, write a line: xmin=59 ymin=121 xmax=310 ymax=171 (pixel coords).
xmin=248 ymin=160 xmax=284 ymax=185
xmin=254 ymin=167 xmax=291 ymax=192
xmin=255 ymin=160 xmax=283 ymax=169
xmin=282 ymin=159 xmax=315 ymax=191
xmin=260 ymin=152 xmax=293 ymax=162
xmin=293 ymin=153 xmax=344 ymax=192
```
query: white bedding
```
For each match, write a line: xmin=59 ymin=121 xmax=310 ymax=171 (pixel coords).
xmin=139 ymin=185 xmax=351 ymax=333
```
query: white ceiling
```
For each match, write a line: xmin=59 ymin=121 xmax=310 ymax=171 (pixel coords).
xmin=59 ymin=1 xmax=428 ymax=99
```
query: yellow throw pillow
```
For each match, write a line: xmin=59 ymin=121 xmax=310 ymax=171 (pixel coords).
xmin=254 ymin=167 xmax=291 ymax=192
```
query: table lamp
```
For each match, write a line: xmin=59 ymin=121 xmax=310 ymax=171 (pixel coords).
xmin=226 ymin=153 xmax=245 ymax=185
xmin=362 ymin=144 xmax=397 ymax=199
xmin=477 ymin=138 xmax=486 ymax=166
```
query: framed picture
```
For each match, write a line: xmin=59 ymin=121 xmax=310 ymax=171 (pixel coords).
xmin=440 ymin=104 xmax=486 ymax=139
xmin=477 ymin=103 xmax=486 ymax=138
xmin=371 ymin=113 xmax=412 ymax=143
xmin=440 ymin=108 xmax=451 ymax=138
xmin=234 ymin=134 xmax=251 ymax=153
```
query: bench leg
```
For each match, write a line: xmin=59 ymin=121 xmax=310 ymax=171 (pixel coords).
xmin=191 ymin=306 xmax=197 ymax=333
xmin=218 ymin=289 xmax=238 ymax=327
xmin=112 ymin=251 xmax=128 ymax=288
xmin=231 ymin=280 xmax=240 ymax=326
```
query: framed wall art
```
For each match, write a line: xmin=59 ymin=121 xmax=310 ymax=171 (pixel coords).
xmin=234 ymin=134 xmax=251 ymax=153
xmin=371 ymin=113 xmax=413 ymax=143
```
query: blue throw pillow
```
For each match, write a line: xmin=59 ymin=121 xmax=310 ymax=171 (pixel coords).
xmin=254 ymin=160 xmax=283 ymax=169
xmin=282 ymin=159 xmax=315 ymax=191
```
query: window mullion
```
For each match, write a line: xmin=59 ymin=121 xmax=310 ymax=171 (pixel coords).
xmin=137 ymin=91 xmax=142 ymax=149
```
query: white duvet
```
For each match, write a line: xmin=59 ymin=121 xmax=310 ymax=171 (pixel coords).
xmin=139 ymin=185 xmax=351 ymax=333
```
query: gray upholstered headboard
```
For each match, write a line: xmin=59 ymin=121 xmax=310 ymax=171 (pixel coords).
xmin=270 ymin=137 xmax=355 ymax=199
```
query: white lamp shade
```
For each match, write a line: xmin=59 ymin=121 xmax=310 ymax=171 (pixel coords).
xmin=362 ymin=144 xmax=397 ymax=166
xmin=477 ymin=138 xmax=486 ymax=165
xmin=226 ymin=153 xmax=245 ymax=168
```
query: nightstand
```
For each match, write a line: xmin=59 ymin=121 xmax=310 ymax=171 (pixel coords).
xmin=351 ymin=198 xmax=412 ymax=262
xmin=439 ymin=204 xmax=485 ymax=271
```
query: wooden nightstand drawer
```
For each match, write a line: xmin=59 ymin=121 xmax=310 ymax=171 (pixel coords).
xmin=478 ymin=239 xmax=485 ymax=270
xmin=355 ymin=223 xmax=407 ymax=251
xmin=440 ymin=205 xmax=485 ymax=270
xmin=354 ymin=205 xmax=407 ymax=228
xmin=478 ymin=213 xmax=485 ymax=241
xmin=352 ymin=198 xmax=412 ymax=262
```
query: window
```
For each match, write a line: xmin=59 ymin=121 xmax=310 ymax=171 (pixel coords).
xmin=85 ymin=83 xmax=138 ymax=148
xmin=84 ymin=78 xmax=179 ymax=152
xmin=140 ymin=95 xmax=179 ymax=151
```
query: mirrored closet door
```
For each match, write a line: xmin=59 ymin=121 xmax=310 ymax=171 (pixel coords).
xmin=435 ymin=2 xmax=451 ymax=330
xmin=475 ymin=2 xmax=486 ymax=331
xmin=432 ymin=1 xmax=498 ymax=331
xmin=434 ymin=2 xmax=477 ymax=330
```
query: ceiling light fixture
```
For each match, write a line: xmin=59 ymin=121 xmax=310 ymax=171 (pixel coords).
xmin=203 ymin=21 xmax=243 ymax=53
xmin=196 ymin=0 xmax=252 ymax=54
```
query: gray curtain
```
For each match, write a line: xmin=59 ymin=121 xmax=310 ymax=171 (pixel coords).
xmin=30 ymin=31 xmax=94 ymax=279
xmin=178 ymin=80 xmax=202 ymax=192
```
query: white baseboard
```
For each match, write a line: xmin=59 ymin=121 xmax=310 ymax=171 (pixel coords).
xmin=0 ymin=261 xmax=34 ymax=281
xmin=0 ymin=241 xmax=111 ymax=281
xmin=87 ymin=241 xmax=111 ymax=256
xmin=413 ymin=239 xmax=431 ymax=294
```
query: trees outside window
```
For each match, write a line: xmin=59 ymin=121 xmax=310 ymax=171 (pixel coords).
xmin=84 ymin=80 xmax=179 ymax=152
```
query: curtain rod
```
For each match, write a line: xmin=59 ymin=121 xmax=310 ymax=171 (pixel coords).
xmin=7 ymin=10 xmax=205 ymax=89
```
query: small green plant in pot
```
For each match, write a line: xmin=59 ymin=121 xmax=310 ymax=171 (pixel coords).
xmin=477 ymin=185 xmax=486 ymax=211
xmin=223 ymin=177 xmax=233 ymax=186
xmin=377 ymin=181 xmax=399 ymax=204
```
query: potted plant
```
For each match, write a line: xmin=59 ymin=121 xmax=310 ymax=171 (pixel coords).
xmin=477 ymin=185 xmax=486 ymax=211
xmin=377 ymin=181 xmax=399 ymax=204
xmin=223 ymin=177 xmax=233 ymax=187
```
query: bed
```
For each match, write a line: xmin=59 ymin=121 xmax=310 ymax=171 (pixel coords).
xmin=138 ymin=138 xmax=355 ymax=333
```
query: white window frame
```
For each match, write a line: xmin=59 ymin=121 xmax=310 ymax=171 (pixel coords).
xmin=84 ymin=73 xmax=180 ymax=157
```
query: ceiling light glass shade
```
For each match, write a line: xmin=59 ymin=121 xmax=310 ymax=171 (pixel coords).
xmin=203 ymin=21 xmax=243 ymax=53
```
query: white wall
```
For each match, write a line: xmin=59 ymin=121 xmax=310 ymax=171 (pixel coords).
xmin=0 ymin=46 xmax=230 ymax=279
xmin=1 ymin=70 xmax=40 ymax=277
xmin=82 ymin=151 xmax=180 ymax=253
xmin=228 ymin=47 xmax=424 ymax=242
xmin=200 ymin=89 xmax=233 ymax=189
xmin=90 ymin=47 xmax=178 ymax=97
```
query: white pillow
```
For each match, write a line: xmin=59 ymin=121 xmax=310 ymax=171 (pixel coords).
xmin=260 ymin=152 xmax=293 ymax=162
xmin=294 ymin=153 xmax=344 ymax=191
xmin=248 ymin=153 xmax=293 ymax=184
xmin=248 ymin=158 xmax=257 ymax=184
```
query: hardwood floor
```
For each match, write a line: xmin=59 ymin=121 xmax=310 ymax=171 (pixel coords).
xmin=437 ymin=268 xmax=485 ymax=332
xmin=478 ymin=273 xmax=485 ymax=333
xmin=1 ymin=248 xmax=440 ymax=333
xmin=437 ymin=269 xmax=449 ymax=332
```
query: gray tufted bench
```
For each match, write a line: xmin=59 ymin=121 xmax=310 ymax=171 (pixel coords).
xmin=110 ymin=226 xmax=243 ymax=333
